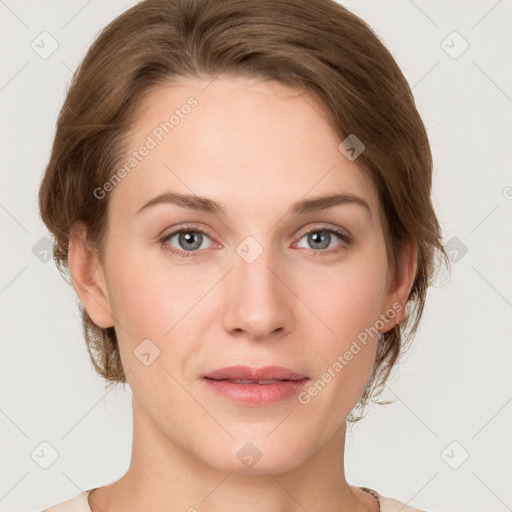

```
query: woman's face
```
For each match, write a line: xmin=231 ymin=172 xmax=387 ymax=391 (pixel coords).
xmin=77 ymin=75 xmax=411 ymax=473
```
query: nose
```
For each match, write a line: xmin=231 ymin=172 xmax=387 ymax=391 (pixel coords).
xmin=221 ymin=246 xmax=295 ymax=341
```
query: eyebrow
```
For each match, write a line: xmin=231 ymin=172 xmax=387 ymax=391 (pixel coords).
xmin=136 ymin=191 xmax=371 ymax=218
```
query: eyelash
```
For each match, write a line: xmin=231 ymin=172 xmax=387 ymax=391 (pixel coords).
xmin=159 ymin=224 xmax=353 ymax=258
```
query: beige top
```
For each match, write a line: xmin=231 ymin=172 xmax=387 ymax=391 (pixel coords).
xmin=42 ymin=487 xmax=428 ymax=511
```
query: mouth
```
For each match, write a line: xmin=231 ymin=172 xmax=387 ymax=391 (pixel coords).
xmin=202 ymin=366 xmax=309 ymax=406
xmin=206 ymin=378 xmax=298 ymax=384
xmin=203 ymin=365 xmax=308 ymax=381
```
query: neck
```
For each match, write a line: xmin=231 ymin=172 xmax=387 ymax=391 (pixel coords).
xmin=88 ymin=398 xmax=378 ymax=512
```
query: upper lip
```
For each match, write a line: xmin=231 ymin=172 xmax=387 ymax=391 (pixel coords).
xmin=203 ymin=365 xmax=308 ymax=381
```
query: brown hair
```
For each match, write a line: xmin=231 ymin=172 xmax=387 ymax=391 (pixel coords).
xmin=39 ymin=0 xmax=450 ymax=421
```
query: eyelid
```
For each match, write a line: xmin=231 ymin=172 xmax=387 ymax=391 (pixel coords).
xmin=160 ymin=223 xmax=214 ymax=241
xmin=295 ymin=222 xmax=352 ymax=240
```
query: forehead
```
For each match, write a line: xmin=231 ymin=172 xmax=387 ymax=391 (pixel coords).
xmin=110 ymin=75 xmax=379 ymax=218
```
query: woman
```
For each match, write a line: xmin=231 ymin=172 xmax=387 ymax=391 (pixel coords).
xmin=38 ymin=0 xmax=449 ymax=510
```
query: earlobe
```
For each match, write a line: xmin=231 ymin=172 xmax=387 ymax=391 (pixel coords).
xmin=68 ymin=222 xmax=114 ymax=329
xmin=379 ymin=240 xmax=418 ymax=332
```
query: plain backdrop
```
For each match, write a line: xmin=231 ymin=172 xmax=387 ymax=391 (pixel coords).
xmin=1 ymin=1 xmax=511 ymax=511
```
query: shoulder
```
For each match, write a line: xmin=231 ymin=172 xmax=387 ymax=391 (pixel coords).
xmin=374 ymin=490 xmax=429 ymax=512
xmin=41 ymin=489 xmax=94 ymax=512
xmin=378 ymin=495 xmax=426 ymax=512
xmin=361 ymin=487 xmax=429 ymax=512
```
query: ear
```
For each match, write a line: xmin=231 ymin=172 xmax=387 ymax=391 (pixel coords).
xmin=379 ymin=239 xmax=418 ymax=333
xmin=68 ymin=222 xmax=114 ymax=329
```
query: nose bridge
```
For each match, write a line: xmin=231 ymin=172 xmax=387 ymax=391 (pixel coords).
xmin=222 ymin=237 xmax=292 ymax=339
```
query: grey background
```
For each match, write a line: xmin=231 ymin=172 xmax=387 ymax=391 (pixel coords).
xmin=1 ymin=1 xmax=511 ymax=511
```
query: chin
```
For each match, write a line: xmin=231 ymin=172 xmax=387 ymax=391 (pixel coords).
xmin=197 ymin=434 xmax=313 ymax=475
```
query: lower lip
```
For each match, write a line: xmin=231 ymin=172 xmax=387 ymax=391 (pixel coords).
xmin=203 ymin=378 xmax=309 ymax=406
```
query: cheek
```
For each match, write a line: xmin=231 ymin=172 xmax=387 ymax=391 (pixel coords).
xmin=307 ymin=248 xmax=388 ymax=341
xmin=297 ymin=244 xmax=388 ymax=395
xmin=104 ymin=254 xmax=204 ymax=400
xmin=105 ymin=247 xmax=202 ymax=339
xmin=103 ymin=246 xmax=220 ymax=385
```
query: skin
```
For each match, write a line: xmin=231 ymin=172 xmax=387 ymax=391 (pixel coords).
xmin=69 ymin=75 xmax=417 ymax=512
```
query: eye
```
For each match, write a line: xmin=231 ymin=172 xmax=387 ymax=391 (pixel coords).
xmin=160 ymin=226 xmax=214 ymax=257
xmin=295 ymin=227 xmax=352 ymax=255
xmin=160 ymin=224 xmax=353 ymax=258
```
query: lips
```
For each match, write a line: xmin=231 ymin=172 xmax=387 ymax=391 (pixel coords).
xmin=202 ymin=366 xmax=309 ymax=406
xmin=203 ymin=365 xmax=308 ymax=382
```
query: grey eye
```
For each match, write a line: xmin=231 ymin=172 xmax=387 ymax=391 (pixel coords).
xmin=297 ymin=230 xmax=342 ymax=251
xmin=165 ymin=230 xmax=212 ymax=251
